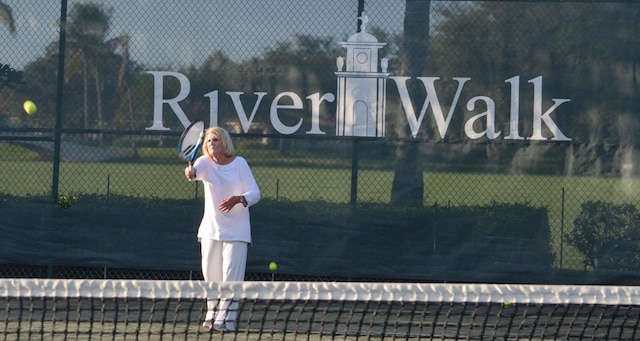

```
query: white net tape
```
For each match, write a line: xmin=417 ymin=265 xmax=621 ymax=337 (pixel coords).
xmin=2 ymin=279 xmax=640 ymax=305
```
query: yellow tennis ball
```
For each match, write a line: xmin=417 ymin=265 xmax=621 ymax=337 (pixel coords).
xmin=23 ymin=100 xmax=37 ymax=115
xmin=269 ymin=262 xmax=278 ymax=272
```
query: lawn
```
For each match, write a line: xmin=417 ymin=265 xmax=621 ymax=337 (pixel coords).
xmin=2 ymin=142 xmax=638 ymax=214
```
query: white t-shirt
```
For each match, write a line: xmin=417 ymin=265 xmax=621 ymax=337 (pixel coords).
xmin=193 ymin=155 xmax=260 ymax=243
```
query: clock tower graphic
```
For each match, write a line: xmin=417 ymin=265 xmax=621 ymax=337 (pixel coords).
xmin=335 ymin=13 xmax=390 ymax=137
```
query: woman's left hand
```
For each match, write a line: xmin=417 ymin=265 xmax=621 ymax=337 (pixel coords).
xmin=219 ymin=196 xmax=242 ymax=212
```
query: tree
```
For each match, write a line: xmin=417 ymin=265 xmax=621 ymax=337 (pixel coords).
xmin=0 ymin=63 xmax=21 ymax=90
xmin=1 ymin=2 xmax=20 ymax=90
xmin=426 ymin=2 xmax=640 ymax=176
xmin=62 ymin=3 xmax=120 ymax=140
xmin=0 ymin=2 xmax=15 ymax=35
xmin=390 ymin=0 xmax=430 ymax=205
xmin=566 ymin=201 xmax=640 ymax=271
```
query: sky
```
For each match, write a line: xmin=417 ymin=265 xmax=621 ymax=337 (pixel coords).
xmin=1 ymin=0 xmax=405 ymax=70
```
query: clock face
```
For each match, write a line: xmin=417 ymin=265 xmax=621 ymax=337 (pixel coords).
xmin=356 ymin=52 xmax=369 ymax=64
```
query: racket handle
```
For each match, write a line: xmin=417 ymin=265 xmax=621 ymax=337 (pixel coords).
xmin=187 ymin=163 xmax=195 ymax=181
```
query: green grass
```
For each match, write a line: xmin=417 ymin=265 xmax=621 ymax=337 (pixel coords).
xmin=2 ymin=144 xmax=639 ymax=207
xmin=0 ymin=142 xmax=41 ymax=160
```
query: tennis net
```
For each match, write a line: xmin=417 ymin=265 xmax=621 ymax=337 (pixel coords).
xmin=1 ymin=279 xmax=640 ymax=340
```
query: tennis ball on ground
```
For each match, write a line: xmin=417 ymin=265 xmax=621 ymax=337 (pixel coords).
xmin=23 ymin=100 xmax=37 ymax=115
xmin=269 ymin=262 xmax=278 ymax=272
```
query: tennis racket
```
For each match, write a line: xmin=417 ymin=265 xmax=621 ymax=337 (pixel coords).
xmin=178 ymin=120 xmax=205 ymax=179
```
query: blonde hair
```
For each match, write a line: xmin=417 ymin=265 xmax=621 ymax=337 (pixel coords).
xmin=203 ymin=126 xmax=235 ymax=158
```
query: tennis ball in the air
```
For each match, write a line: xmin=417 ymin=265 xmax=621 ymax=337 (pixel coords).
xmin=503 ymin=301 xmax=512 ymax=308
xmin=23 ymin=100 xmax=37 ymax=115
xmin=269 ymin=262 xmax=278 ymax=272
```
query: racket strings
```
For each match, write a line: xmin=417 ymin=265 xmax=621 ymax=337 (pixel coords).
xmin=178 ymin=121 xmax=205 ymax=161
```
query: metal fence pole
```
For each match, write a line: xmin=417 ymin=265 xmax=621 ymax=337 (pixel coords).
xmin=560 ymin=187 xmax=565 ymax=270
xmin=357 ymin=0 xmax=365 ymax=32
xmin=350 ymin=139 xmax=359 ymax=209
xmin=51 ymin=0 xmax=68 ymax=202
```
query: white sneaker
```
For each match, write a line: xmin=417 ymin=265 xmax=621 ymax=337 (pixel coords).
xmin=211 ymin=322 xmax=235 ymax=332
xmin=201 ymin=320 xmax=214 ymax=330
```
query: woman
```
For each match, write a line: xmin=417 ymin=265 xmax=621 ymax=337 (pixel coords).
xmin=185 ymin=126 xmax=260 ymax=332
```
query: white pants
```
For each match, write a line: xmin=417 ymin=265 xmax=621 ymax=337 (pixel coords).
xmin=200 ymin=238 xmax=247 ymax=325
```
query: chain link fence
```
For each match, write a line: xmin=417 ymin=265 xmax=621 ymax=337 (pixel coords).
xmin=1 ymin=0 xmax=639 ymax=284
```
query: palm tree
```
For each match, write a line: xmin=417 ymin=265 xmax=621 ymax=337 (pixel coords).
xmin=0 ymin=2 xmax=17 ymax=90
xmin=390 ymin=0 xmax=430 ymax=205
xmin=63 ymin=3 xmax=113 ymax=142
xmin=0 ymin=2 xmax=15 ymax=35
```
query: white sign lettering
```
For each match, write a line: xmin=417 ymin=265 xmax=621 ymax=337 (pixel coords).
xmin=145 ymin=71 xmax=192 ymax=131
xmin=391 ymin=76 xmax=469 ymax=138
xmin=145 ymin=71 xmax=571 ymax=141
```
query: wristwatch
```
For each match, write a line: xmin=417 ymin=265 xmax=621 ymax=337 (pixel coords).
xmin=239 ymin=196 xmax=247 ymax=207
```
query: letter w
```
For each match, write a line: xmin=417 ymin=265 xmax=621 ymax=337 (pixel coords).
xmin=390 ymin=77 xmax=469 ymax=138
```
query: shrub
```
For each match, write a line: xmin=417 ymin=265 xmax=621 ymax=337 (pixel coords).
xmin=566 ymin=201 xmax=640 ymax=271
xmin=252 ymin=200 xmax=552 ymax=282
